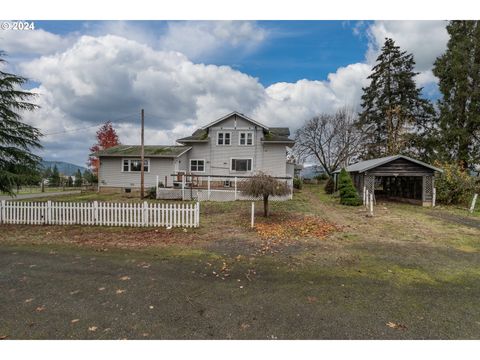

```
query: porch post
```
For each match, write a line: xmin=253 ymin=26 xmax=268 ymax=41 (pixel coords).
xmin=207 ymin=176 xmax=211 ymax=200
xmin=234 ymin=177 xmax=238 ymax=200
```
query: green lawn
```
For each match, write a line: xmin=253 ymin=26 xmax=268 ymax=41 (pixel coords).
xmin=1 ymin=184 xmax=479 ymax=339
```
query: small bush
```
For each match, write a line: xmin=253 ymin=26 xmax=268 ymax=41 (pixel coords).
xmin=146 ymin=186 xmax=157 ymax=199
xmin=338 ymin=169 xmax=362 ymax=206
xmin=324 ymin=177 xmax=335 ymax=194
xmin=434 ymin=161 xmax=479 ymax=205
xmin=314 ymin=173 xmax=329 ymax=181
xmin=293 ymin=177 xmax=303 ymax=190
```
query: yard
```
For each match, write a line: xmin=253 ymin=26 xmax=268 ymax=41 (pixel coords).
xmin=0 ymin=184 xmax=479 ymax=339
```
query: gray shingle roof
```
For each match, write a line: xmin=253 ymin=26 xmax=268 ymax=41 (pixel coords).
xmin=263 ymin=127 xmax=295 ymax=144
xmin=95 ymin=145 xmax=191 ymax=158
xmin=334 ymin=155 xmax=443 ymax=173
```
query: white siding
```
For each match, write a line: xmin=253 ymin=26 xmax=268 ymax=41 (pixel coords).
xmin=186 ymin=114 xmax=290 ymax=177
xmin=99 ymin=157 xmax=175 ymax=188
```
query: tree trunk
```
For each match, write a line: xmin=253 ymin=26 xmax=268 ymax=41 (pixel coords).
xmin=263 ymin=194 xmax=269 ymax=217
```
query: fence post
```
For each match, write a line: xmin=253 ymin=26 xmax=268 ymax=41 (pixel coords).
xmin=432 ymin=187 xmax=436 ymax=207
xmin=234 ymin=177 xmax=238 ymax=200
xmin=207 ymin=176 xmax=211 ymax=201
xmin=47 ymin=200 xmax=52 ymax=225
xmin=251 ymin=202 xmax=255 ymax=228
xmin=365 ymin=190 xmax=369 ymax=208
xmin=289 ymin=178 xmax=293 ymax=199
xmin=363 ymin=186 xmax=366 ymax=205
xmin=369 ymin=193 xmax=374 ymax=216
xmin=143 ymin=201 xmax=149 ymax=226
xmin=0 ymin=200 xmax=4 ymax=224
xmin=470 ymin=193 xmax=478 ymax=213
xmin=93 ymin=201 xmax=98 ymax=225
xmin=195 ymin=201 xmax=200 ymax=227
xmin=182 ymin=174 xmax=185 ymax=201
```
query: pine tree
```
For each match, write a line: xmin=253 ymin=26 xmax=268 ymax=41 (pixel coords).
xmin=338 ymin=169 xmax=362 ymax=206
xmin=432 ymin=21 xmax=480 ymax=170
xmin=0 ymin=51 xmax=42 ymax=194
xmin=88 ymin=121 xmax=120 ymax=176
xmin=358 ymin=38 xmax=434 ymax=159
xmin=74 ymin=169 xmax=83 ymax=187
xmin=49 ymin=165 xmax=60 ymax=187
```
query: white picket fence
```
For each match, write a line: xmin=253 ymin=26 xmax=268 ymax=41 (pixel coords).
xmin=0 ymin=200 xmax=200 ymax=228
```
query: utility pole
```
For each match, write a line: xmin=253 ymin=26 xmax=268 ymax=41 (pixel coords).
xmin=140 ymin=108 xmax=145 ymax=199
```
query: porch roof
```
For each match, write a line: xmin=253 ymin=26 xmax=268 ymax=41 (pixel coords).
xmin=95 ymin=145 xmax=191 ymax=158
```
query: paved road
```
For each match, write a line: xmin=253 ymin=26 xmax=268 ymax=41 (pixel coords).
xmin=0 ymin=190 xmax=81 ymax=201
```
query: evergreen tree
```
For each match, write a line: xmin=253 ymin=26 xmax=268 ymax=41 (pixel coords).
xmin=357 ymin=38 xmax=434 ymax=159
xmin=74 ymin=169 xmax=83 ymax=187
xmin=0 ymin=51 xmax=42 ymax=194
xmin=338 ymin=169 xmax=362 ymax=206
xmin=432 ymin=21 xmax=480 ymax=170
xmin=49 ymin=165 xmax=60 ymax=187
xmin=67 ymin=176 xmax=73 ymax=187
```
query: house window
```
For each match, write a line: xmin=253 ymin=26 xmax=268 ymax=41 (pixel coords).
xmin=190 ymin=159 xmax=205 ymax=172
xmin=122 ymin=159 xmax=149 ymax=172
xmin=217 ymin=132 xmax=231 ymax=145
xmin=231 ymin=158 xmax=252 ymax=172
xmin=239 ymin=132 xmax=253 ymax=145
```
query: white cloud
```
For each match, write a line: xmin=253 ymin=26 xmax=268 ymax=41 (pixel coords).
xmin=365 ymin=20 xmax=449 ymax=72
xmin=159 ymin=21 xmax=268 ymax=61
xmin=18 ymin=33 xmax=370 ymax=164
xmin=0 ymin=28 xmax=72 ymax=56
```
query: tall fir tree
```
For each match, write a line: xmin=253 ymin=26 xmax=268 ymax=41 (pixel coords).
xmin=432 ymin=21 xmax=480 ymax=170
xmin=0 ymin=51 xmax=42 ymax=194
xmin=49 ymin=165 xmax=60 ymax=187
xmin=357 ymin=38 xmax=434 ymax=159
xmin=74 ymin=168 xmax=83 ymax=187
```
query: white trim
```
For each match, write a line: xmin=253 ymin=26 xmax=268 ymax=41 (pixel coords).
xmin=190 ymin=159 xmax=206 ymax=173
xmin=230 ymin=157 xmax=253 ymax=172
xmin=200 ymin=111 xmax=269 ymax=131
xmin=175 ymin=146 xmax=192 ymax=158
xmin=238 ymin=131 xmax=254 ymax=146
xmin=121 ymin=158 xmax=150 ymax=173
xmin=216 ymin=131 xmax=232 ymax=146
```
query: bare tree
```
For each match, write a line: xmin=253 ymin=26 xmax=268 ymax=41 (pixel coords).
xmin=240 ymin=172 xmax=290 ymax=217
xmin=294 ymin=107 xmax=362 ymax=176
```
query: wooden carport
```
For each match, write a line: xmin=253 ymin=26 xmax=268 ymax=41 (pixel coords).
xmin=334 ymin=155 xmax=443 ymax=207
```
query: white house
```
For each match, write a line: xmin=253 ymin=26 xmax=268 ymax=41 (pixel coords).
xmin=96 ymin=111 xmax=295 ymax=196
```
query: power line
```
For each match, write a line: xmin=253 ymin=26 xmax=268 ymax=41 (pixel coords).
xmin=42 ymin=113 xmax=139 ymax=137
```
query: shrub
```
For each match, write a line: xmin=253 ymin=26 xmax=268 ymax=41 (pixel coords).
xmin=293 ymin=177 xmax=303 ymax=190
xmin=145 ymin=186 xmax=157 ymax=199
xmin=314 ymin=173 xmax=329 ymax=181
xmin=324 ymin=177 xmax=335 ymax=194
xmin=434 ymin=161 xmax=479 ymax=205
xmin=338 ymin=169 xmax=362 ymax=206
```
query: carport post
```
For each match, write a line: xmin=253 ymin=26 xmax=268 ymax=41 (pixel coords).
xmin=251 ymin=202 xmax=255 ymax=228
xmin=432 ymin=187 xmax=436 ymax=207
xmin=369 ymin=193 xmax=374 ymax=216
xmin=363 ymin=186 xmax=366 ymax=205
xmin=234 ymin=177 xmax=238 ymax=200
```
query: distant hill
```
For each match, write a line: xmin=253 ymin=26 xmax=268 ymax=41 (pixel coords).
xmin=41 ymin=160 xmax=87 ymax=176
xmin=300 ymin=164 xmax=326 ymax=179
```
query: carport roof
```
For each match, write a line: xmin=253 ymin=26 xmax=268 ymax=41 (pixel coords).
xmin=333 ymin=155 xmax=443 ymax=174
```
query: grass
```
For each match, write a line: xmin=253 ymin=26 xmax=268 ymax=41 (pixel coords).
xmin=1 ymin=184 xmax=480 ymax=339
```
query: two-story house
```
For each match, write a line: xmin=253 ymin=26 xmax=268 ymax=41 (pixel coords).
xmin=96 ymin=111 xmax=295 ymax=195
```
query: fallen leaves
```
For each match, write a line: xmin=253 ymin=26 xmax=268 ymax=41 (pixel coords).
xmin=255 ymin=216 xmax=337 ymax=241
xmin=24 ymin=298 xmax=34 ymax=303
xmin=306 ymin=296 xmax=318 ymax=304
xmin=119 ymin=276 xmax=131 ymax=281
xmin=69 ymin=290 xmax=80 ymax=295
xmin=115 ymin=289 xmax=126 ymax=294
xmin=71 ymin=319 xmax=80 ymax=324
xmin=35 ymin=305 xmax=46 ymax=312
xmin=386 ymin=321 xmax=408 ymax=330
xmin=0 ymin=335 xmax=8 ymax=340
xmin=88 ymin=326 xmax=98 ymax=332
xmin=98 ymin=287 xmax=106 ymax=291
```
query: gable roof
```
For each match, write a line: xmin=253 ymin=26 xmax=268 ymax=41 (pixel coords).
xmin=95 ymin=145 xmax=191 ymax=158
xmin=200 ymin=111 xmax=269 ymax=130
xmin=334 ymin=155 xmax=443 ymax=174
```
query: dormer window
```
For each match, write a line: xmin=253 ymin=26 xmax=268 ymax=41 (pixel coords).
xmin=239 ymin=131 xmax=254 ymax=146
xmin=217 ymin=132 xmax=231 ymax=145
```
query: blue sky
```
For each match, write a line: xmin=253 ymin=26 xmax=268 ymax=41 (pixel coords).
xmin=1 ymin=20 xmax=448 ymax=166
xmin=30 ymin=20 xmax=370 ymax=85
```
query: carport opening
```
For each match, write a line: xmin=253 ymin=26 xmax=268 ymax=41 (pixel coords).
xmin=374 ymin=176 xmax=423 ymax=204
